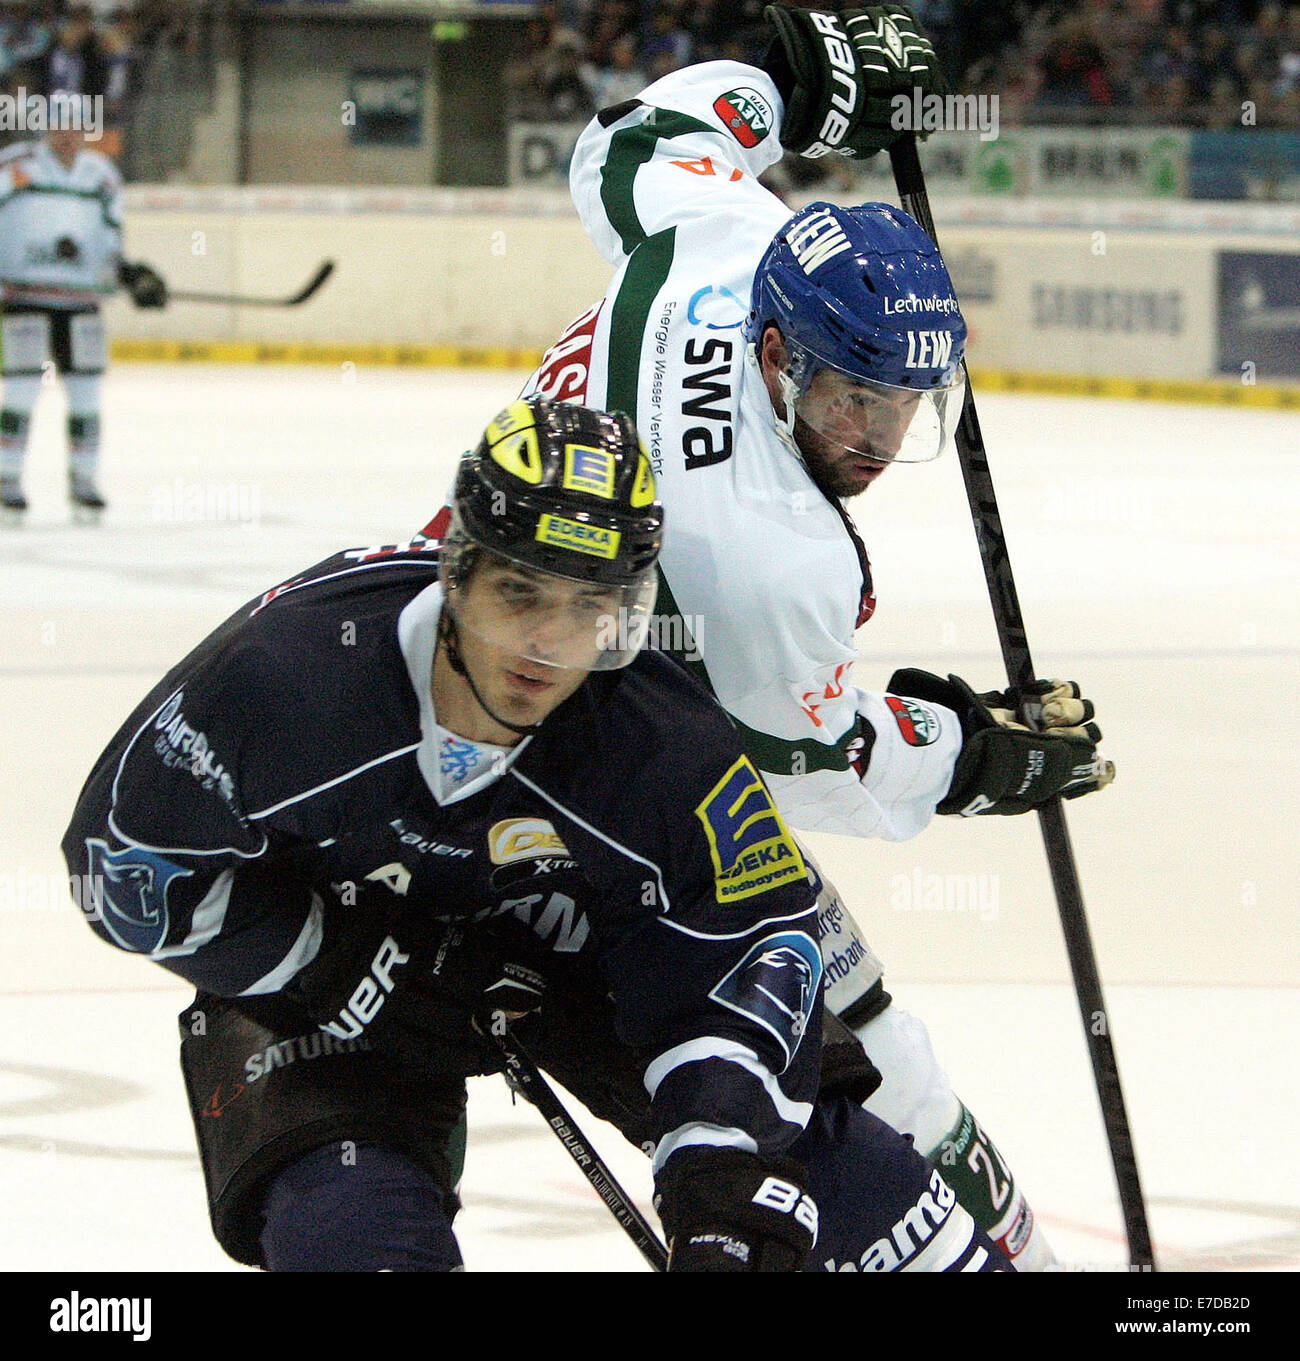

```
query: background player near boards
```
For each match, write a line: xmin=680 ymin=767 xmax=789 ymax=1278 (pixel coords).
xmin=0 ymin=126 xmax=164 ymax=522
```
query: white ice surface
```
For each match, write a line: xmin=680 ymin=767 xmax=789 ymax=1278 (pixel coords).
xmin=1 ymin=365 xmax=1296 ymax=1272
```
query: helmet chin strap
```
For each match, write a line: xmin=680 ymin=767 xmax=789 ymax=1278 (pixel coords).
xmin=774 ymin=368 xmax=806 ymax=460
xmin=438 ymin=611 xmax=543 ymax=738
xmin=748 ymin=342 xmax=804 ymax=462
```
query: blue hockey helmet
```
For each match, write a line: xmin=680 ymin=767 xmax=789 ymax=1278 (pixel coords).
xmin=746 ymin=201 xmax=968 ymax=463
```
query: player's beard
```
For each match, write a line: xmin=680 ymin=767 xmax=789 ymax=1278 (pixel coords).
xmin=793 ymin=416 xmax=889 ymax=501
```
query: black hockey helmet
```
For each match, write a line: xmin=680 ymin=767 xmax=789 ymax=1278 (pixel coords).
xmin=440 ymin=397 xmax=664 ymax=670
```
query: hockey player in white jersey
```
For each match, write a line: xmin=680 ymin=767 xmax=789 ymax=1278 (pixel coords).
xmin=527 ymin=3 xmax=1114 ymax=1269
xmin=0 ymin=126 xmax=164 ymax=520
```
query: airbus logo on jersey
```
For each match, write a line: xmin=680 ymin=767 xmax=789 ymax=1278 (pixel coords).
xmin=152 ymin=689 xmax=236 ymax=805
xmin=904 ymin=329 xmax=954 ymax=370
xmin=710 ymin=930 xmax=822 ymax=1070
xmin=82 ymin=838 xmax=191 ymax=954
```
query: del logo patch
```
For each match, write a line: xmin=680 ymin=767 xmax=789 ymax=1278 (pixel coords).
xmin=83 ymin=838 xmax=192 ymax=953
xmin=489 ymin=817 xmax=571 ymax=865
xmin=885 ymin=695 xmax=940 ymax=746
xmin=710 ymin=931 xmax=822 ymax=1070
xmin=696 ymin=756 xmax=806 ymax=903
xmin=713 ymin=88 xmax=773 ymax=148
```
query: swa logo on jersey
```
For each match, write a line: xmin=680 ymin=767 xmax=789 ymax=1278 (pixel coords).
xmin=710 ymin=931 xmax=822 ymax=1070
xmin=696 ymin=757 xmax=806 ymax=903
xmin=905 ymin=329 xmax=953 ymax=370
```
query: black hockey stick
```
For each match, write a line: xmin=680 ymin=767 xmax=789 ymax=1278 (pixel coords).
xmin=479 ymin=1010 xmax=670 ymax=1272
xmin=168 ymin=260 xmax=335 ymax=307
xmin=888 ymin=132 xmax=1155 ymax=1270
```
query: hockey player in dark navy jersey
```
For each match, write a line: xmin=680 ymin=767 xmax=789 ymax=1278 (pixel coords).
xmin=64 ymin=396 xmax=1011 ymax=1272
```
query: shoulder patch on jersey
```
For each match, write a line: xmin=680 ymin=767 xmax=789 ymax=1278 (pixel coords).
xmin=884 ymin=694 xmax=941 ymax=746
xmin=709 ymin=929 xmax=821 ymax=1070
xmin=83 ymin=838 xmax=192 ymax=954
xmin=713 ymin=88 xmax=774 ymax=148
xmin=695 ymin=756 xmax=807 ymax=903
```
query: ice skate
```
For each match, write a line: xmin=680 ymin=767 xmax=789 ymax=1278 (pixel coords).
xmin=69 ymin=471 xmax=106 ymax=524
xmin=0 ymin=474 xmax=27 ymax=525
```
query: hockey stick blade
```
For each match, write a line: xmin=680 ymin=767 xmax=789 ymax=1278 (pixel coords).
xmin=169 ymin=260 xmax=335 ymax=307
xmin=478 ymin=1011 xmax=670 ymax=1272
xmin=887 ymin=132 xmax=1155 ymax=1270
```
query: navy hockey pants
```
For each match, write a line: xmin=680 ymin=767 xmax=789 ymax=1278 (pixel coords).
xmin=260 ymin=1094 xmax=1009 ymax=1272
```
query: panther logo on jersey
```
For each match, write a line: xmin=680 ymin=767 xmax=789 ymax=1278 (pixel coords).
xmin=710 ymin=930 xmax=822 ymax=1070
xmin=82 ymin=838 xmax=192 ymax=954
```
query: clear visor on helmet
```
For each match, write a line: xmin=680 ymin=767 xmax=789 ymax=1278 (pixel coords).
xmin=440 ymin=537 xmax=658 ymax=672
xmin=785 ymin=362 xmax=966 ymax=464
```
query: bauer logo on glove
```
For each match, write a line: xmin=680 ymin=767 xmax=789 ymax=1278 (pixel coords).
xmin=762 ymin=4 xmax=948 ymax=158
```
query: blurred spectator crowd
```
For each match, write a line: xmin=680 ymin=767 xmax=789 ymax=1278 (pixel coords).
xmin=507 ymin=0 xmax=1300 ymax=130
xmin=0 ymin=2 xmax=199 ymax=152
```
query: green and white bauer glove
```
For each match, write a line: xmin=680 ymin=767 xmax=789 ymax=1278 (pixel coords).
xmin=887 ymin=669 xmax=1115 ymax=817
xmin=761 ymin=3 xmax=947 ymax=157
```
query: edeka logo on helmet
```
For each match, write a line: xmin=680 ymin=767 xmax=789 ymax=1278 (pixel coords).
xmin=747 ymin=201 xmax=968 ymax=487
xmin=439 ymin=398 xmax=664 ymax=679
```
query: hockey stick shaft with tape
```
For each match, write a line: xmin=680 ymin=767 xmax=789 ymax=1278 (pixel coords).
xmin=888 ymin=132 xmax=1155 ymax=1269
xmin=480 ymin=1010 xmax=669 ymax=1272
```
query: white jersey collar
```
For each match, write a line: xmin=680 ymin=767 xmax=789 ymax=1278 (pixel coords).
xmin=396 ymin=580 xmax=529 ymax=806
